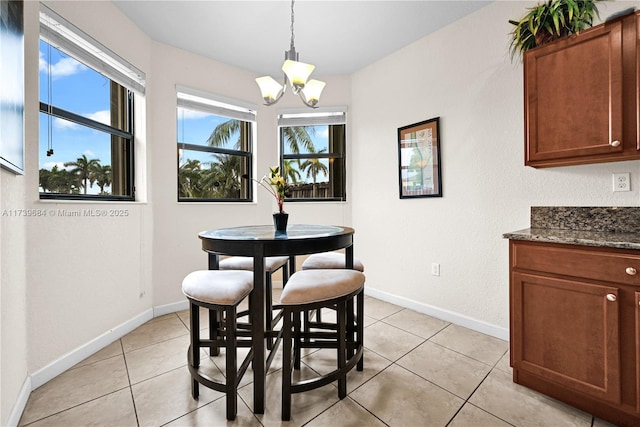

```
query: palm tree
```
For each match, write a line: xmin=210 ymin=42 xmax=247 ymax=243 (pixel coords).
xmin=64 ymin=155 xmax=100 ymax=194
xmin=207 ymin=119 xmax=318 ymax=198
xmin=178 ymin=159 xmax=206 ymax=198
xmin=207 ymin=119 xmax=316 ymax=156
xmin=207 ymin=154 xmax=242 ymax=198
xmin=300 ymin=148 xmax=329 ymax=198
xmin=207 ymin=120 xmax=242 ymax=149
xmin=40 ymin=166 xmax=80 ymax=194
xmin=300 ymin=149 xmax=329 ymax=184
xmin=282 ymin=160 xmax=302 ymax=184
xmin=39 ymin=168 xmax=54 ymax=193
xmin=93 ymin=164 xmax=112 ymax=194
xmin=281 ymin=126 xmax=315 ymax=154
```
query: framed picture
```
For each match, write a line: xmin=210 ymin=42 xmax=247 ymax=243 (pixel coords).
xmin=397 ymin=117 xmax=441 ymax=198
xmin=0 ymin=0 xmax=24 ymax=174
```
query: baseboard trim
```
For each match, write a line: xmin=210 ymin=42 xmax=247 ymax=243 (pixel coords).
xmin=153 ymin=299 xmax=188 ymax=317
xmin=5 ymin=376 xmax=31 ymax=427
xmin=364 ymin=287 xmax=509 ymax=341
xmin=30 ymin=308 xmax=153 ymax=390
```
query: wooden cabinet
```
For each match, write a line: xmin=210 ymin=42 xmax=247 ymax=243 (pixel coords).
xmin=524 ymin=11 xmax=640 ymax=167
xmin=509 ymin=240 xmax=640 ymax=426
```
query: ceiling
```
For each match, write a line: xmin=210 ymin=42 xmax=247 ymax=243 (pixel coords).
xmin=112 ymin=1 xmax=492 ymax=77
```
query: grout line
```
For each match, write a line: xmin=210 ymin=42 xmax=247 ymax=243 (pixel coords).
xmin=18 ymin=387 xmax=133 ymax=427
xmin=120 ymin=338 xmax=141 ymax=427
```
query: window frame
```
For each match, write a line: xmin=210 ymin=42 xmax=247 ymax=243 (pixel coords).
xmin=176 ymin=87 xmax=256 ymax=203
xmin=38 ymin=5 xmax=142 ymax=201
xmin=278 ymin=108 xmax=347 ymax=203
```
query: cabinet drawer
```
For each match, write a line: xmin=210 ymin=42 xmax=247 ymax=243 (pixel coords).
xmin=511 ymin=241 xmax=640 ymax=286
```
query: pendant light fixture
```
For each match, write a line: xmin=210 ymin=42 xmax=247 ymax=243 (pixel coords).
xmin=255 ymin=0 xmax=326 ymax=108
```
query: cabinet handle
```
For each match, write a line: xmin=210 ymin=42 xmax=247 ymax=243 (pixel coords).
xmin=626 ymin=267 xmax=637 ymax=276
xmin=610 ymin=140 xmax=621 ymax=147
xmin=606 ymin=294 xmax=617 ymax=302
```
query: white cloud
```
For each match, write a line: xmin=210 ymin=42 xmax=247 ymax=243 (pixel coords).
xmin=317 ymin=128 xmax=329 ymax=138
xmin=40 ymin=53 xmax=87 ymax=79
xmin=52 ymin=110 xmax=110 ymax=130
xmin=53 ymin=117 xmax=78 ymax=130
xmin=84 ymin=110 xmax=110 ymax=126
xmin=38 ymin=51 xmax=47 ymax=73
xmin=42 ymin=161 xmax=72 ymax=171
xmin=83 ymin=150 xmax=96 ymax=157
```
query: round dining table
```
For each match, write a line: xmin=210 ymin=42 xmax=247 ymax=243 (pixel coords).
xmin=198 ymin=224 xmax=355 ymax=414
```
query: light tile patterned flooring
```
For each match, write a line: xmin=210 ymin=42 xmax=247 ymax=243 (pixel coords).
xmin=19 ymin=294 xmax=617 ymax=426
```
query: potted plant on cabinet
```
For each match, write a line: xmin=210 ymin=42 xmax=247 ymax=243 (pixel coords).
xmin=508 ymin=0 xmax=603 ymax=60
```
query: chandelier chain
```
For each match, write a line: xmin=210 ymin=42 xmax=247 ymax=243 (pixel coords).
xmin=290 ymin=0 xmax=295 ymax=50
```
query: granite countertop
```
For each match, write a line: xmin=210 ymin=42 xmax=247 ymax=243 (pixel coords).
xmin=503 ymin=227 xmax=640 ymax=250
xmin=503 ymin=207 xmax=640 ymax=251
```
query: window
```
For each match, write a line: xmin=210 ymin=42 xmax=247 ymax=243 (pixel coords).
xmin=278 ymin=109 xmax=346 ymax=201
xmin=38 ymin=5 xmax=144 ymax=200
xmin=176 ymin=87 xmax=255 ymax=202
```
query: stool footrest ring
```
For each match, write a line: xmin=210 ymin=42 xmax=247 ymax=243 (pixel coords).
xmin=290 ymin=345 xmax=363 ymax=394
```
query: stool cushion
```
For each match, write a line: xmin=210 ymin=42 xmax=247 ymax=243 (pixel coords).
xmin=182 ymin=270 xmax=253 ymax=306
xmin=301 ymin=252 xmax=364 ymax=272
xmin=280 ymin=269 xmax=365 ymax=305
xmin=219 ymin=256 xmax=289 ymax=273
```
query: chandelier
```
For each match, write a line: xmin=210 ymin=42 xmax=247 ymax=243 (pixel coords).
xmin=255 ymin=0 xmax=325 ymax=108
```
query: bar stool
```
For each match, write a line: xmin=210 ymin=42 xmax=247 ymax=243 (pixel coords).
xmin=219 ymin=255 xmax=290 ymax=349
xmin=182 ymin=270 xmax=254 ymax=421
xmin=301 ymin=251 xmax=364 ymax=272
xmin=280 ymin=269 xmax=365 ymax=421
xmin=301 ymin=252 xmax=364 ymax=325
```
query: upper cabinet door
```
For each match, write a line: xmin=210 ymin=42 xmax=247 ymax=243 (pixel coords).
xmin=523 ymin=15 xmax=639 ymax=168
xmin=637 ymin=12 xmax=640 ymax=153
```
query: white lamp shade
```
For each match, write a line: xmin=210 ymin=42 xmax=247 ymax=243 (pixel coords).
xmin=255 ymin=76 xmax=284 ymax=103
xmin=282 ymin=59 xmax=314 ymax=90
xmin=301 ymin=79 xmax=326 ymax=104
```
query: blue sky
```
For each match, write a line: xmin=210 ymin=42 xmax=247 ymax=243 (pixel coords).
xmin=39 ymin=39 xmax=113 ymax=193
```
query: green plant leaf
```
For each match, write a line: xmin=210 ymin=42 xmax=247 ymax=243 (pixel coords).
xmin=552 ymin=13 xmax=560 ymax=34
xmin=508 ymin=0 xmax=605 ymax=62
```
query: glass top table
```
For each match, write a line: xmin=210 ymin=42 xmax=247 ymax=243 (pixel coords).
xmin=198 ymin=224 xmax=356 ymax=414
xmin=199 ymin=223 xmax=350 ymax=241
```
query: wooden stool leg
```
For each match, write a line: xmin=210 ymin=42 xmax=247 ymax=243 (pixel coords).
xmin=282 ymin=308 xmax=293 ymax=421
xmin=209 ymin=309 xmax=220 ymax=356
xmin=189 ymin=301 xmax=200 ymax=399
xmin=225 ymin=306 xmax=238 ymax=421
xmin=266 ymin=273 xmax=274 ymax=350
xmin=337 ymin=300 xmax=347 ymax=399
xmin=346 ymin=298 xmax=355 ymax=360
xmin=357 ymin=290 xmax=364 ymax=371
xmin=293 ymin=310 xmax=302 ymax=370
xmin=282 ymin=263 xmax=289 ymax=286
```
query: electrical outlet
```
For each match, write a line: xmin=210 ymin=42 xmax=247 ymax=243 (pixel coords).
xmin=613 ymin=173 xmax=631 ymax=192
xmin=431 ymin=262 xmax=440 ymax=276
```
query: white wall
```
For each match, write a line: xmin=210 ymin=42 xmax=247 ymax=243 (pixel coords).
xmin=1 ymin=170 xmax=28 ymax=424
xmin=351 ymin=0 xmax=640 ymax=338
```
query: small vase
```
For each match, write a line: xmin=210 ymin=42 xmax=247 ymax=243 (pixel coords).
xmin=273 ymin=212 xmax=289 ymax=232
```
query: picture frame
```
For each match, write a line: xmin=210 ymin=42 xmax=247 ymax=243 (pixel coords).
xmin=397 ymin=117 xmax=441 ymax=198
xmin=0 ymin=0 xmax=25 ymax=175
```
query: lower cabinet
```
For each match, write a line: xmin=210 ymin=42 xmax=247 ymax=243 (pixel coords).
xmin=509 ymin=240 xmax=640 ymax=426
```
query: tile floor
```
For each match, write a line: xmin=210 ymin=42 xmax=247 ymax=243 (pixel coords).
xmin=19 ymin=294 xmax=618 ymax=427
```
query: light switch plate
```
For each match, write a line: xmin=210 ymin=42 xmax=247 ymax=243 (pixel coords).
xmin=431 ymin=262 xmax=440 ymax=276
